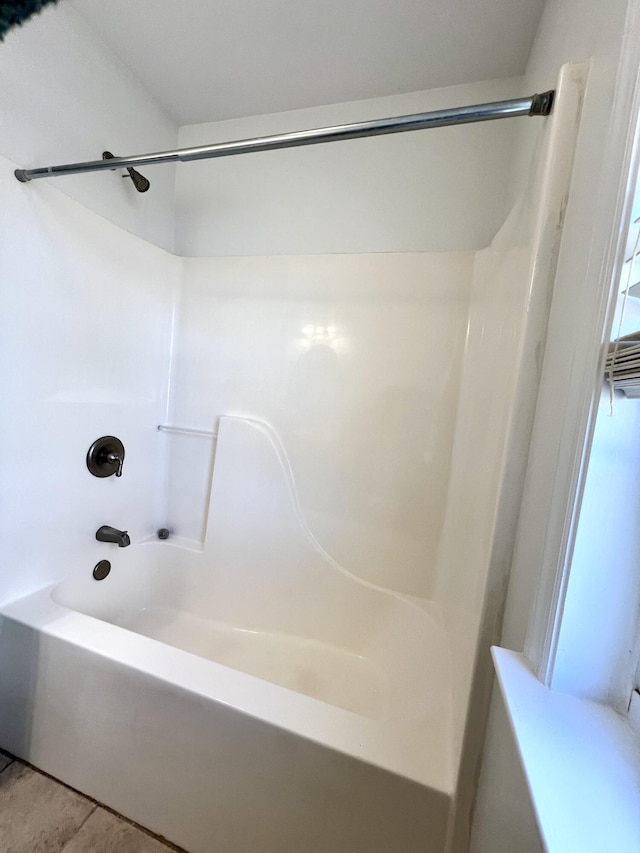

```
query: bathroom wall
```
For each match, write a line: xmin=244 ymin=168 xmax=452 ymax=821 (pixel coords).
xmin=164 ymin=252 xmax=472 ymax=597
xmin=471 ymin=0 xmax=637 ymax=849
xmin=466 ymin=688 xmax=545 ymax=853
xmin=0 ymin=3 xmax=178 ymax=251
xmin=0 ymin=155 xmax=179 ymax=606
xmin=0 ymin=24 xmax=524 ymax=609
xmin=438 ymin=60 xmax=586 ymax=852
xmin=174 ymin=77 xmax=523 ymax=256
xmin=0 ymin=4 xmax=182 ymax=607
xmin=1 ymin=6 xmax=632 ymax=852
xmin=445 ymin=56 xmax=584 ymax=726
xmin=164 ymin=76 xmax=524 ymax=598
xmin=500 ymin=0 xmax=638 ymax=656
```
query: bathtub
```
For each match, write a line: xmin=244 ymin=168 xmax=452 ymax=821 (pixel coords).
xmin=0 ymin=417 xmax=454 ymax=852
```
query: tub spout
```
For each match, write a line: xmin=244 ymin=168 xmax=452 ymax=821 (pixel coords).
xmin=96 ymin=525 xmax=130 ymax=547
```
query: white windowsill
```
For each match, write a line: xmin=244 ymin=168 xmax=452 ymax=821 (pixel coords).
xmin=492 ymin=647 xmax=640 ymax=853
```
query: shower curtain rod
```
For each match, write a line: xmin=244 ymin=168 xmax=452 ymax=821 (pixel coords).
xmin=14 ymin=91 xmax=554 ymax=184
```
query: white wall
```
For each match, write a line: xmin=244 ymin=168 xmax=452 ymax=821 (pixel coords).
xmin=0 ymin=2 xmax=178 ymax=251
xmin=174 ymin=78 xmax=523 ymax=257
xmin=0 ymin=3 xmax=181 ymax=607
xmin=434 ymin=62 xmax=584 ymax=850
xmin=502 ymin=0 xmax=635 ymax=672
xmin=164 ymin=75 xmax=524 ymax=599
xmin=0 ymin=154 xmax=179 ymax=605
xmin=466 ymin=688 xmax=544 ymax=853
xmin=165 ymin=252 xmax=472 ymax=597
xmin=471 ymin=0 xmax=637 ymax=850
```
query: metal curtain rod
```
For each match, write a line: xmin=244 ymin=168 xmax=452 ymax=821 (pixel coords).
xmin=14 ymin=91 xmax=554 ymax=184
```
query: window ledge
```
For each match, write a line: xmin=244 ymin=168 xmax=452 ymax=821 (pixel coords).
xmin=492 ymin=647 xmax=640 ymax=853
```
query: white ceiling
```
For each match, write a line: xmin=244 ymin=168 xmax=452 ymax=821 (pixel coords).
xmin=69 ymin=0 xmax=545 ymax=127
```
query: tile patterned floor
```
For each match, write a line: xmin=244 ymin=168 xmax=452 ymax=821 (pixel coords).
xmin=0 ymin=750 xmax=186 ymax=853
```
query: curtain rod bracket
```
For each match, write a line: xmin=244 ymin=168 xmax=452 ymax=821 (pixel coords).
xmin=529 ymin=90 xmax=555 ymax=117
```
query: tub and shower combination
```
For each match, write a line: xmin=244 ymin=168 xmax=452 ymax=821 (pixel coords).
xmin=0 ymin=417 xmax=453 ymax=852
xmin=0 ymin=66 xmax=581 ymax=853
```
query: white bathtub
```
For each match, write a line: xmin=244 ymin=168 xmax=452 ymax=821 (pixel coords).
xmin=0 ymin=417 xmax=454 ymax=852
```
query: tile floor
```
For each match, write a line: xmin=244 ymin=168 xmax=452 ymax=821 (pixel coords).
xmin=0 ymin=750 xmax=186 ymax=853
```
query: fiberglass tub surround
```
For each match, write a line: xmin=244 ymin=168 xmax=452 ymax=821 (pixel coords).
xmin=0 ymin=60 xmax=584 ymax=853
xmin=0 ymin=160 xmax=467 ymax=849
xmin=163 ymin=251 xmax=472 ymax=596
xmin=0 ymin=413 xmax=457 ymax=852
xmin=53 ymin=416 xmax=453 ymax=782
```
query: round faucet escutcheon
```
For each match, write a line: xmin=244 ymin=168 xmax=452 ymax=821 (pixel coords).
xmin=86 ymin=436 xmax=125 ymax=478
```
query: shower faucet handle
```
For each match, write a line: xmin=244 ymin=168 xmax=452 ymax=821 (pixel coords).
xmin=106 ymin=451 xmax=124 ymax=477
xmin=86 ymin=436 xmax=126 ymax=478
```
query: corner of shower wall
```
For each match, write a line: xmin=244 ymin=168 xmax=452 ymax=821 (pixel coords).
xmin=0 ymin=153 xmax=182 ymax=603
xmin=0 ymin=0 xmax=185 ymax=602
xmin=0 ymin=2 xmax=179 ymax=253
xmin=432 ymin=62 xmax=588 ymax=849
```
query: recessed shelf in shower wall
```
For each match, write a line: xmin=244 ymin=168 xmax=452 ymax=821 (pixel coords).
xmin=157 ymin=421 xmax=219 ymax=549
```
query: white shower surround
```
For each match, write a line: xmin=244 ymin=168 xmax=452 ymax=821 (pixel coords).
xmin=165 ymin=251 xmax=473 ymax=597
xmin=0 ymin=61 xmax=583 ymax=853
xmin=0 ymin=416 xmax=454 ymax=852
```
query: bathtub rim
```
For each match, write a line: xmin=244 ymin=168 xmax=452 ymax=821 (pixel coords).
xmin=0 ymin=584 xmax=454 ymax=794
